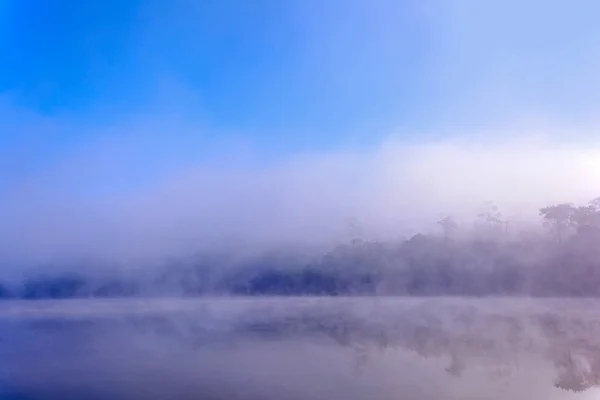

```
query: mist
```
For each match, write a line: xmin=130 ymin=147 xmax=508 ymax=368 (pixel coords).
xmin=4 ymin=298 xmax=600 ymax=399
xmin=4 ymin=0 xmax=600 ymax=270
xmin=2 ymin=129 xmax=600 ymax=266
xmin=6 ymin=1 xmax=600 ymax=398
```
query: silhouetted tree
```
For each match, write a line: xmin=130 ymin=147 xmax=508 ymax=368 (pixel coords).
xmin=540 ymin=203 xmax=575 ymax=243
xmin=478 ymin=201 xmax=503 ymax=227
xmin=437 ymin=216 xmax=458 ymax=241
xmin=570 ymin=198 xmax=600 ymax=237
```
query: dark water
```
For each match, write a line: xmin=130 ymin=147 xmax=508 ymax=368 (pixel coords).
xmin=1 ymin=297 xmax=600 ymax=399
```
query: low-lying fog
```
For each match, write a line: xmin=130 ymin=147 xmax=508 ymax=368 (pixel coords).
xmin=5 ymin=134 xmax=600 ymax=398
xmin=4 ymin=134 xmax=600 ymax=267
xmin=2 ymin=297 xmax=600 ymax=400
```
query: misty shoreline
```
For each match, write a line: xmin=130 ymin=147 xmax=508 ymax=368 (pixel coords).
xmin=5 ymin=199 xmax=600 ymax=300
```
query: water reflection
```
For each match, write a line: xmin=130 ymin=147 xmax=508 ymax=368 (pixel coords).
xmin=2 ymin=298 xmax=600 ymax=399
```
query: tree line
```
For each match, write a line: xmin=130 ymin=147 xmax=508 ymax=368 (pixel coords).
xmin=5 ymin=197 xmax=600 ymax=299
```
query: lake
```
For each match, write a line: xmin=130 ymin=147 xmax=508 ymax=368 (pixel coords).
xmin=1 ymin=297 xmax=600 ymax=399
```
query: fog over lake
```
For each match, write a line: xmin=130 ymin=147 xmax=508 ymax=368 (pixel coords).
xmin=5 ymin=0 xmax=600 ymax=399
xmin=2 ymin=297 xmax=600 ymax=400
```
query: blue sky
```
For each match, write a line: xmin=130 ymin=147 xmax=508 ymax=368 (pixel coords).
xmin=3 ymin=0 xmax=600 ymax=188
xmin=2 ymin=1 xmax=426 ymax=122
xmin=3 ymin=0 xmax=600 ymax=262
xmin=1 ymin=0 xmax=426 ymax=193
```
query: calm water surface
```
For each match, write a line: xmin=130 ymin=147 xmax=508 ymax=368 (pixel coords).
xmin=1 ymin=297 xmax=600 ymax=399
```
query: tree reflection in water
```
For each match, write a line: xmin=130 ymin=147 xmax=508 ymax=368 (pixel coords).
xmin=224 ymin=298 xmax=600 ymax=394
xmin=5 ymin=298 xmax=600 ymax=396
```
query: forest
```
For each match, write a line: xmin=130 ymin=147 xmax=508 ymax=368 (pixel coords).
xmin=4 ymin=197 xmax=600 ymax=299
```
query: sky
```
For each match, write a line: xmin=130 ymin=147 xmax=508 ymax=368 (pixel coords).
xmin=3 ymin=0 xmax=600 ymax=264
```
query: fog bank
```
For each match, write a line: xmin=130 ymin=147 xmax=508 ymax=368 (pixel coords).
xmin=3 ymin=133 xmax=600 ymax=267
